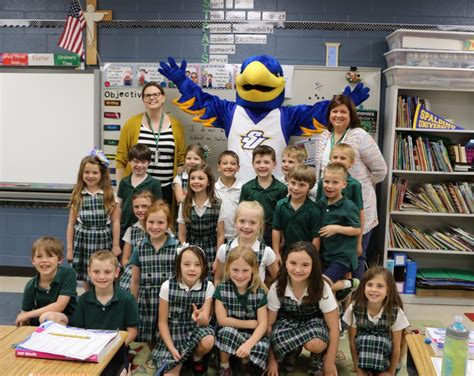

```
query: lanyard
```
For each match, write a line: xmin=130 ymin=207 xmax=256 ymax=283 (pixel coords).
xmin=145 ymin=112 xmax=164 ymax=162
xmin=330 ymin=128 xmax=349 ymax=148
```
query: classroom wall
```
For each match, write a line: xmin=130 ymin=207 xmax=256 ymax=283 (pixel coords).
xmin=1 ymin=0 xmax=474 ymax=267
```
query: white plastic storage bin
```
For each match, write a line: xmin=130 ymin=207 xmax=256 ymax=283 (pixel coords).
xmin=386 ymin=29 xmax=474 ymax=51
xmin=384 ymin=49 xmax=474 ymax=69
xmin=383 ymin=66 xmax=474 ymax=89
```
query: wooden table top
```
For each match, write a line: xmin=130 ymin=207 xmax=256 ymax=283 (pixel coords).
xmin=0 ymin=326 xmax=127 ymax=376
xmin=406 ymin=333 xmax=437 ymax=376
xmin=0 ymin=326 xmax=17 ymax=340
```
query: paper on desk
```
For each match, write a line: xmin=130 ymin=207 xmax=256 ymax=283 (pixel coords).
xmin=431 ymin=357 xmax=474 ymax=376
xmin=19 ymin=322 xmax=118 ymax=360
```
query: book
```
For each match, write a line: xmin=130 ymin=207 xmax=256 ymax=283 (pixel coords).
xmin=15 ymin=321 xmax=121 ymax=362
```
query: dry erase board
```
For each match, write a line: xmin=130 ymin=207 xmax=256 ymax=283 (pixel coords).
xmin=101 ymin=63 xmax=381 ymax=180
xmin=0 ymin=69 xmax=100 ymax=186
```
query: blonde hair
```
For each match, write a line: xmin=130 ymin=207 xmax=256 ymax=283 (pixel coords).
xmin=235 ymin=201 xmax=265 ymax=239
xmin=69 ymin=156 xmax=115 ymax=214
xmin=31 ymin=237 xmax=63 ymax=259
xmin=89 ymin=250 xmax=119 ymax=268
xmin=323 ymin=162 xmax=348 ymax=181
xmin=331 ymin=143 xmax=355 ymax=163
xmin=282 ymin=145 xmax=307 ymax=163
xmin=224 ymin=245 xmax=263 ymax=293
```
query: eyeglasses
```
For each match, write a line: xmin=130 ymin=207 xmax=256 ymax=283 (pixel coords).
xmin=144 ymin=92 xmax=162 ymax=99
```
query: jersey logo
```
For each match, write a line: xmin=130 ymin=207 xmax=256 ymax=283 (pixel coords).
xmin=241 ymin=130 xmax=268 ymax=150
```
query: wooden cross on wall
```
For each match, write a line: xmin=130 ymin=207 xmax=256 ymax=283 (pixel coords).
xmin=84 ymin=0 xmax=112 ymax=65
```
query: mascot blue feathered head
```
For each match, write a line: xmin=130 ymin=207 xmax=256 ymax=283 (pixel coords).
xmin=235 ymin=55 xmax=286 ymax=111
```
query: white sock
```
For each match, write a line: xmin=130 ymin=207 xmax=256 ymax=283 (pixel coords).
xmin=221 ymin=362 xmax=230 ymax=369
xmin=193 ymin=354 xmax=202 ymax=362
xmin=343 ymin=279 xmax=352 ymax=289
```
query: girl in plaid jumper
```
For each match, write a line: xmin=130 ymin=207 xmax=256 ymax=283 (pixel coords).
xmin=66 ymin=150 xmax=121 ymax=290
xmin=214 ymin=245 xmax=270 ymax=376
xmin=177 ymin=163 xmax=225 ymax=276
xmin=173 ymin=144 xmax=206 ymax=205
xmin=342 ymin=267 xmax=409 ymax=375
xmin=130 ymin=200 xmax=179 ymax=343
xmin=152 ymin=245 xmax=215 ymax=375
xmin=214 ymin=200 xmax=278 ymax=287
xmin=266 ymin=241 xmax=340 ymax=376
xmin=119 ymin=190 xmax=156 ymax=291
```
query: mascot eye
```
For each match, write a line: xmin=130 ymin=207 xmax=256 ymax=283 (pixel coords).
xmin=275 ymin=73 xmax=281 ymax=77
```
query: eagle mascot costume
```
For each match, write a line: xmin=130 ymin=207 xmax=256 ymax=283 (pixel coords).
xmin=159 ymin=55 xmax=369 ymax=180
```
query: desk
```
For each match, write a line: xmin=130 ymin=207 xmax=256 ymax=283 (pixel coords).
xmin=0 ymin=326 xmax=127 ymax=376
xmin=406 ymin=334 xmax=437 ymax=376
xmin=0 ymin=325 xmax=17 ymax=340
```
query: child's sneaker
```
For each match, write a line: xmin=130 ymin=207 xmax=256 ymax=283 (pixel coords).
xmin=336 ymin=278 xmax=359 ymax=301
xmin=308 ymin=353 xmax=323 ymax=376
xmin=218 ymin=367 xmax=232 ymax=376
xmin=192 ymin=357 xmax=208 ymax=375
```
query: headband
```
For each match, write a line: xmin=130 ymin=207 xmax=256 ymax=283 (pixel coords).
xmin=177 ymin=242 xmax=206 ymax=257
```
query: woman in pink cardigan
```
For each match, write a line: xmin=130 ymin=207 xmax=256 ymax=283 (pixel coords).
xmin=116 ymin=82 xmax=185 ymax=206
xmin=314 ymin=95 xmax=387 ymax=279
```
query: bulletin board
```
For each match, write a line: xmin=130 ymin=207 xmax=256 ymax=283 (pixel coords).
xmin=101 ymin=63 xmax=381 ymax=183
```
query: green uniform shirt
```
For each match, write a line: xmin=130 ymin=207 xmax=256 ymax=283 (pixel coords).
xmin=239 ymin=176 xmax=288 ymax=225
xmin=72 ymin=284 xmax=139 ymax=330
xmin=272 ymin=196 xmax=320 ymax=250
xmin=117 ymin=174 xmax=162 ymax=231
xmin=316 ymin=196 xmax=360 ymax=270
xmin=315 ymin=173 xmax=363 ymax=211
xmin=22 ymin=265 xmax=77 ymax=317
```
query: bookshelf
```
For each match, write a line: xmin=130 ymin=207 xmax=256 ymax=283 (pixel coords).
xmin=381 ymin=85 xmax=474 ymax=305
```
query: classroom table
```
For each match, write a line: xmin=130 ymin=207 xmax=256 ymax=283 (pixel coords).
xmin=406 ymin=333 xmax=437 ymax=376
xmin=0 ymin=325 xmax=17 ymax=340
xmin=0 ymin=326 xmax=128 ymax=376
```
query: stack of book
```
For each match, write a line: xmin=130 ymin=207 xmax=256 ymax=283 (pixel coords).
xmin=393 ymin=134 xmax=454 ymax=172
xmin=396 ymin=95 xmax=431 ymax=128
xmin=449 ymin=143 xmax=472 ymax=171
xmin=390 ymin=178 xmax=473 ymax=214
xmin=417 ymin=268 xmax=474 ymax=292
xmin=389 ymin=220 xmax=474 ymax=252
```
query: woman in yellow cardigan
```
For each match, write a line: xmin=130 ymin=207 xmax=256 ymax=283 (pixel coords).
xmin=115 ymin=82 xmax=185 ymax=205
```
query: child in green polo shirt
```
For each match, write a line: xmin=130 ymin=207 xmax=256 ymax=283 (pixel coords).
xmin=72 ymin=250 xmax=139 ymax=375
xmin=117 ymin=143 xmax=162 ymax=234
xmin=315 ymin=143 xmax=364 ymax=271
xmin=279 ymin=145 xmax=307 ymax=185
xmin=314 ymin=162 xmax=361 ymax=297
xmin=16 ymin=237 xmax=77 ymax=326
xmin=239 ymin=145 xmax=288 ymax=246
xmin=272 ymin=165 xmax=320 ymax=262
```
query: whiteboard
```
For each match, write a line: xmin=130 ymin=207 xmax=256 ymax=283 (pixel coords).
xmin=0 ymin=70 xmax=100 ymax=185
xmin=101 ymin=64 xmax=381 ymax=181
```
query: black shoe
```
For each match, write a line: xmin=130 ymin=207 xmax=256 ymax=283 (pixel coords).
xmin=336 ymin=278 xmax=360 ymax=301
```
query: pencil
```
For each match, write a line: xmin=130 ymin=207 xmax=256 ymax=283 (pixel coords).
xmin=49 ymin=332 xmax=90 ymax=340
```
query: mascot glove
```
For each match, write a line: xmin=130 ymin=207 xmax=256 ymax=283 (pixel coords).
xmin=343 ymin=83 xmax=370 ymax=106
xmin=159 ymin=57 xmax=187 ymax=86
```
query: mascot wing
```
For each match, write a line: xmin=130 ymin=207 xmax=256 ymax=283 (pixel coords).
xmin=159 ymin=57 xmax=235 ymax=135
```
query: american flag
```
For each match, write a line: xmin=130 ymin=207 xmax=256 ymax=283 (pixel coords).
xmin=57 ymin=0 xmax=86 ymax=57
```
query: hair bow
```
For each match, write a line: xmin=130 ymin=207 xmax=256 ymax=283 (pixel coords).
xmin=88 ymin=147 xmax=111 ymax=168
xmin=176 ymin=243 xmax=206 ymax=256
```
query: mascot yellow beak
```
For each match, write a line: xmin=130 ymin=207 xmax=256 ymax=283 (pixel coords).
xmin=236 ymin=61 xmax=285 ymax=103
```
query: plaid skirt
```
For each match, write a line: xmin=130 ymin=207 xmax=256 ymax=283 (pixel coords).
xmin=137 ymin=286 xmax=160 ymax=343
xmin=216 ymin=327 xmax=269 ymax=370
xmin=152 ymin=323 xmax=215 ymax=371
xmin=72 ymin=223 xmax=112 ymax=283
xmin=356 ymin=333 xmax=392 ymax=371
xmin=270 ymin=315 xmax=329 ymax=360
xmin=119 ymin=263 xmax=132 ymax=291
